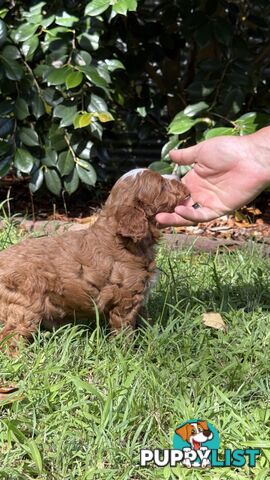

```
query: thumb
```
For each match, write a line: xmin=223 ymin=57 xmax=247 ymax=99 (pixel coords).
xmin=170 ymin=144 xmax=199 ymax=165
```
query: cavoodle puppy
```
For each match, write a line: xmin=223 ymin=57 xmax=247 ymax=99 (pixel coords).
xmin=0 ymin=168 xmax=189 ymax=354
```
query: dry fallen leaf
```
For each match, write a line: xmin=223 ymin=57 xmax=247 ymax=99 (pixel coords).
xmin=202 ymin=312 xmax=228 ymax=332
xmin=77 ymin=215 xmax=99 ymax=225
xmin=0 ymin=386 xmax=22 ymax=404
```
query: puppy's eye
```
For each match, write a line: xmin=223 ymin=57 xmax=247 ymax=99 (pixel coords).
xmin=191 ymin=429 xmax=196 ymax=434
xmin=198 ymin=427 xmax=203 ymax=432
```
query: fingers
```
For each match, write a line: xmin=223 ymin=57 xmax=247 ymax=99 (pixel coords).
xmin=170 ymin=144 xmax=199 ymax=165
xmin=155 ymin=212 xmax=196 ymax=227
xmin=174 ymin=205 xmax=219 ymax=223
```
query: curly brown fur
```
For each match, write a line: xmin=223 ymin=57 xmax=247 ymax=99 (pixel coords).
xmin=0 ymin=169 xmax=189 ymax=354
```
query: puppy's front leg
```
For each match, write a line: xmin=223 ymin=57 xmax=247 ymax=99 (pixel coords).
xmin=0 ymin=306 xmax=41 ymax=356
xmin=108 ymin=292 xmax=144 ymax=334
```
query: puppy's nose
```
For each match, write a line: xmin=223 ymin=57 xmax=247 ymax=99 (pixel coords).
xmin=204 ymin=429 xmax=212 ymax=437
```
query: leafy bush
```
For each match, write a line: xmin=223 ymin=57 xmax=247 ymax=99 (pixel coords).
xmin=0 ymin=0 xmax=270 ymax=196
xmin=99 ymin=0 xmax=270 ymax=174
xmin=0 ymin=0 xmax=135 ymax=195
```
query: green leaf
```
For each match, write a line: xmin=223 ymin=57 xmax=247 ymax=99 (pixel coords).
xmin=47 ymin=67 xmax=71 ymax=86
xmin=43 ymin=27 xmax=71 ymax=50
xmin=223 ymin=88 xmax=244 ymax=116
xmin=73 ymin=112 xmax=92 ymax=129
xmin=65 ymin=71 xmax=83 ymax=89
xmin=88 ymin=93 xmax=108 ymax=113
xmin=21 ymin=35 xmax=39 ymax=60
xmin=235 ymin=112 xmax=270 ymax=135
xmin=194 ymin=23 xmax=212 ymax=47
xmin=186 ymin=80 xmax=216 ymax=98
xmin=0 ymin=100 xmax=14 ymax=116
xmin=213 ymin=18 xmax=233 ymax=46
xmin=104 ymin=59 xmax=125 ymax=71
xmin=19 ymin=128 xmax=39 ymax=147
xmin=1 ymin=45 xmax=20 ymax=59
xmin=95 ymin=111 xmax=114 ymax=122
xmin=44 ymin=168 xmax=62 ymax=195
xmin=28 ymin=2 xmax=46 ymax=15
xmin=53 ymin=104 xmax=77 ymax=127
xmin=112 ymin=0 xmax=137 ymax=15
xmin=48 ymin=126 xmax=66 ymax=151
xmin=29 ymin=168 xmax=44 ymax=193
xmin=76 ymin=163 xmax=97 ymax=186
xmin=1 ymin=56 xmax=24 ymax=81
xmin=41 ymin=15 xmax=55 ymax=28
xmin=79 ymin=32 xmax=99 ymax=51
xmin=64 ymin=168 xmax=80 ymax=195
xmin=169 ymin=113 xmax=196 ymax=134
xmin=149 ymin=161 xmax=172 ymax=174
xmin=23 ymin=13 xmax=42 ymax=25
xmin=31 ymin=93 xmax=45 ymax=119
xmin=74 ymin=50 xmax=92 ymax=67
xmin=42 ymin=149 xmax=57 ymax=167
xmin=79 ymin=65 xmax=108 ymax=88
xmin=14 ymin=23 xmax=38 ymax=42
xmin=184 ymin=102 xmax=209 ymax=117
xmin=90 ymin=120 xmax=103 ymax=139
xmin=161 ymin=136 xmax=182 ymax=161
xmin=168 ymin=114 xmax=211 ymax=135
xmin=85 ymin=0 xmax=111 ymax=16
xmin=97 ymin=64 xmax=111 ymax=83
xmin=55 ymin=12 xmax=79 ymax=27
xmin=136 ymin=106 xmax=146 ymax=117
xmin=14 ymin=148 xmax=34 ymax=173
xmin=14 ymin=98 xmax=29 ymax=120
xmin=0 ymin=140 xmax=10 ymax=156
xmin=73 ymin=140 xmax=94 ymax=160
xmin=76 ymin=158 xmax=92 ymax=169
xmin=204 ymin=127 xmax=235 ymax=139
xmin=0 ymin=118 xmax=13 ymax=137
xmin=0 ymin=19 xmax=7 ymax=47
xmin=0 ymin=157 xmax=12 ymax=178
xmin=58 ymin=150 xmax=74 ymax=175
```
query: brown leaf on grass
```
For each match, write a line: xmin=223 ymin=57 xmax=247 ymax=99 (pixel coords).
xmin=246 ymin=207 xmax=262 ymax=215
xmin=202 ymin=312 xmax=228 ymax=332
xmin=0 ymin=386 xmax=22 ymax=404
xmin=76 ymin=215 xmax=99 ymax=225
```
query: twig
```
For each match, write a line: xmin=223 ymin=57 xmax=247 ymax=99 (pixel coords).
xmin=64 ymin=133 xmax=77 ymax=163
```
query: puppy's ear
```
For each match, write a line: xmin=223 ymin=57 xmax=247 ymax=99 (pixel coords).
xmin=116 ymin=206 xmax=148 ymax=242
xmin=175 ymin=424 xmax=191 ymax=442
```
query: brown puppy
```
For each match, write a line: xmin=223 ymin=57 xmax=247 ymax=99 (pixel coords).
xmin=0 ymin=168 xmax=189 ymax=354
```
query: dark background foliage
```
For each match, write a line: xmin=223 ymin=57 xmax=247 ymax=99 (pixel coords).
xmin=0 ymin=0 xmax=270 ymax=212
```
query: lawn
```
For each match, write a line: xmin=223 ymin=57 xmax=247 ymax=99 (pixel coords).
xmin=0 ymin=221 xmax=270 ymax=480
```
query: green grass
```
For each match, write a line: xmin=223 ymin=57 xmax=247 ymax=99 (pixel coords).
xmin=0 ymin=222 xmax=270 ymax=479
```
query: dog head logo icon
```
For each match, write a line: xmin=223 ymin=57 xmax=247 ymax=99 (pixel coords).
xmin=173 ymin=419 xmax=219 ymax=468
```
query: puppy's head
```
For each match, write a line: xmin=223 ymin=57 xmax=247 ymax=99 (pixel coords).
xmin=105 ymin=168 xmax=189 ymax=242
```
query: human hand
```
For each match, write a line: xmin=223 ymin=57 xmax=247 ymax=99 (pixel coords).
xmin=156 ymin=127 xmax=270 ymax=226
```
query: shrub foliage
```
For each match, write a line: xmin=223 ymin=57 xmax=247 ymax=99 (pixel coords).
xmin=0 ymin=0 xmax=270 ymax=195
